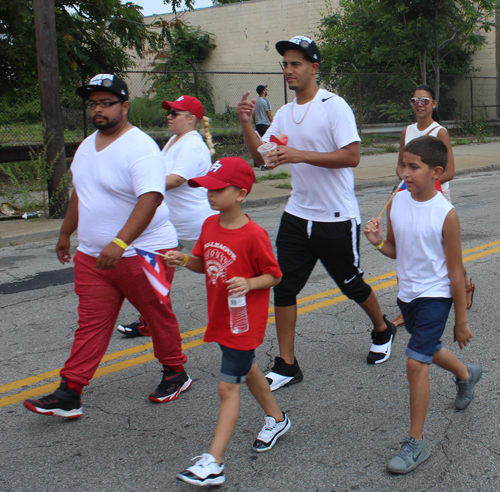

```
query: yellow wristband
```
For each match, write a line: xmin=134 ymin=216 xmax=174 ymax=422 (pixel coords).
xmin=179 ymin=253 xmax=189 ymax=267
xmin=375 ymin=238 xmax=385 ymax=250
xmin=113 ymin=237 xmax=128 ymax=250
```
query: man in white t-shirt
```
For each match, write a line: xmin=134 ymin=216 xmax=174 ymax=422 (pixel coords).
xmin=237 ymin=37 xmax=397 ymax=391
xmin=24 ymin=74 xmax=191 ymax=419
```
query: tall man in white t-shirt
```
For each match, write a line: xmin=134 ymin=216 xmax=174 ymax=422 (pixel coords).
xmin=237 ymin=37 xmax=397 ymax=391
xmin=24 ymin=75 xmax=191 ymax=418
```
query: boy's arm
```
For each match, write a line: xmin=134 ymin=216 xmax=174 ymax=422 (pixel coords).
xmin=226 ymin=274 xmax=281 ymax=297
xmin=166 ymin=251 xmax=205 ymax=274
xmin=363 ymin=202 xmax=396 ymax=259
xmin=443 ymin=209 xmax=472 ymax=349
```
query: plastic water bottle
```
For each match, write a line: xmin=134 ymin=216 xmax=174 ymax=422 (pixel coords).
xmin=228 ymin=294 xmax=249 ymax=334
xmin=22 ymin=211 xmax=41 ymax=219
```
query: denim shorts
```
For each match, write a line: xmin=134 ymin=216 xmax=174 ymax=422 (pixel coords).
xmin=219 ymin=344 xmax=256 ymax=384
xmin=397 ymin=297 xmax=453 ymax=364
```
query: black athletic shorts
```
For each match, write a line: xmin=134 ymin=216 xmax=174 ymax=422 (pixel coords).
xmin=273 ymin=212 xmax=371 ymax=307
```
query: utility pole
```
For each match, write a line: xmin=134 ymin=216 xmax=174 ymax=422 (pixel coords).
xmin=32 ymin=0 xmax=68 ymax=218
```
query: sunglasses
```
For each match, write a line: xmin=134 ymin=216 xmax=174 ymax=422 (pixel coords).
xmin=409 ymin=97 xmax=432 ymax=106
xmin=167 ymin=109 xmax=191 ymax=118
xmin=86 ymin=100 xmax=123 ymax=110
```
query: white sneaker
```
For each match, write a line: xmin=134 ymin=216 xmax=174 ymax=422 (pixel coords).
xmin=252 ymin=412 xmax=291 ymax=452
xmin=177 ymin=453 xmax=225 ymax=486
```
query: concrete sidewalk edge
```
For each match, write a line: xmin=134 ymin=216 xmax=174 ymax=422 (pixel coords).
xmin=2 ymin=163 xmax=499 ymax=245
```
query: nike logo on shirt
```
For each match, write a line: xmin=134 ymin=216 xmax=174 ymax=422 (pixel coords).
xmin=322 ymin=96 xmax=334 ymax=102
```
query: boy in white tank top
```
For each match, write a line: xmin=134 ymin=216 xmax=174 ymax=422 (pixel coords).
xmin=364 ymin=136 xmax=482 ymax=474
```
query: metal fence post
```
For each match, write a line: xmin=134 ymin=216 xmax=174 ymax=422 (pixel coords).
xmin=357 ymin=74 xmax=362 ymax=137
xmin=194 ymin=71 xmax=199 ymax=99
xmin=83 ymin=101 xmax=87 ymax=139
xmin=470 ymin=77 xmax=474 ymax=123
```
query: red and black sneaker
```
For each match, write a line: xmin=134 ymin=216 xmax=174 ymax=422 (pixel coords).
xmin=149 ymin=366 xmax=192 ymax=403
xmin=24 ymin=381 xmax=82 ymax=418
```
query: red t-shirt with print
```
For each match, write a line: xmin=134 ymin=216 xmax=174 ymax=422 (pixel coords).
xmin=192 ymin=215 xmax=282 ymax=350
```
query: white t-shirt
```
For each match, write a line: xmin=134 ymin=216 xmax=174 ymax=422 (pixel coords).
xmin=264 ymin=89 xmax=361 ymax=222
xmin=405 ymin=122 xmax=449 ymax=193
xmin=71 ymin=127 xmax=177 ymax=257
xmin=390 ymin=190 xmax=454 ymax=302
xmin=162 ymin=131 xmax=217 ymax=241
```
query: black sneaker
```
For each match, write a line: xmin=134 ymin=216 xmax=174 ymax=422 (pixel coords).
xmin=117 ymin=317 xmax=146 ymax=338
xmin=24 ymin=381 xmax=82 ymax=418
xmin=367 ymin=315 xmax=396 ymax=364
xmin=149 ymin=366 xmax=193 ymax=403
xmin=265 ymin=357 xmax=303 ymax=391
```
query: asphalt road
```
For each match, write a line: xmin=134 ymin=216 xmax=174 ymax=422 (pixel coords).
xmin=1 ymin=171 xmax=499 ymax=492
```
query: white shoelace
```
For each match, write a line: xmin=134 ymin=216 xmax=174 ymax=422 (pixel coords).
xmin=257 ymin=416 xmax=282 ymax=441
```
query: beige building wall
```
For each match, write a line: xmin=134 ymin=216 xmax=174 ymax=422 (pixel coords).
xmin=133 ymin=0 xmax=335 ymax=112
xmin=130 ymin=0 xmax=498 ymax=118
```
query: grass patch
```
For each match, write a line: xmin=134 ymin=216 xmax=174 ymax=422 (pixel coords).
xmin=256 ymin=171 xmax=290 ymax=182
xmin=452 ymin=139 xmax=471 ymax=146
xmin=383 ymin=144 xmax=398 ymax=153
xmin=275 ymin=183 xmax=292 ymax=189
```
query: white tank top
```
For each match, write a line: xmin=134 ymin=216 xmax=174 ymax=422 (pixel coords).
xmin=390 ymin=190 xmax=454 ymax=302
xmin=405 ymin=122 xmax=449 ymax=193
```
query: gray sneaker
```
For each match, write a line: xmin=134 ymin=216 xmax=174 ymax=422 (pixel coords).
xmin=387 ymin=436 xmax=430 ymax=474
xmin=455 ymin=364 xmax=482 ymax=410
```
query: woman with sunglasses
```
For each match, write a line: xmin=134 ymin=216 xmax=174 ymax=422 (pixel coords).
xmin=117 ymin=95 xmax=217 ymax=339
xmin=391 ymin=85 xmax=474 ymax=328
xmin=396 ymin=84 xmax=454 ymax=200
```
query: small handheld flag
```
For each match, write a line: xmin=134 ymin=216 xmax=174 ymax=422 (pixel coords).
xmin=134 ymin=246 xmax=171 ymax=304
xmin=376 ymin=179 xmax=405 ymax=221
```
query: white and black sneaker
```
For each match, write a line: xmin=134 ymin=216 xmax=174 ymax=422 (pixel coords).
xmin=252 ymin=412 xmax=291 ymax=452
xmin=177 ymin=453 xmax=225 ymax=486
xmin=265 ymin=357 xmax=303 ymax=391
xmin=367 ymin=316 xmax=396 ymax=364
xmin=117 ymin=317 xmax=147 ymax=338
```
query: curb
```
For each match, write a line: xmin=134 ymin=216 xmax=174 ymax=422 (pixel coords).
xmin=2 ymin=164 xmax=499 ymax=245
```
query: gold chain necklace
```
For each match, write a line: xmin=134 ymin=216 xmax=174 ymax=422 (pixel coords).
xmin=291 ymin=100 xmax=313 ymax=125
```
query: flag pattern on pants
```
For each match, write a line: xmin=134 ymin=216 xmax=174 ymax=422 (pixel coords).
xmin=134 ymin=247 xmax=171 ymax=304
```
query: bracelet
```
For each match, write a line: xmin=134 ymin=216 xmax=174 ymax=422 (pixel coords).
xmin=179 ymin=253 xmax=189 ymax=267
xmin=112 ymin=237 xmax=128 ymax=250
xmin=375 ymin=238 xmax=385 ymax=250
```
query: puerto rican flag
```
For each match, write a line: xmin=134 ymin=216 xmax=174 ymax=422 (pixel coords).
xmin=134 ymin=247 xmax=171 ymax=304
xmin=397 ymin=180 xmax=442 ymax=193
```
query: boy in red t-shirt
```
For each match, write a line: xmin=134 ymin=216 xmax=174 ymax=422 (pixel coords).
xmin=166 ymin=157 xmax=289 ymax=487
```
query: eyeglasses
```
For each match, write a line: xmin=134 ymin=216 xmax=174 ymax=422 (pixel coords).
xmin=409 ymin=97 xmax=432 ymax=106
xmin=86 ymin=100 xmax=123 ymax=110
xmin=167 ymin=109 xmax=191 ymax=119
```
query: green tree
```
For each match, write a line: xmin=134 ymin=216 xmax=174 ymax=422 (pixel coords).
xmin=317 ymin=0 xmax=498 ymax=122
xmin=148 ymin=21 xmax=216 ymax=113
xmin=0 ymin=0 xmax=158 ymax=100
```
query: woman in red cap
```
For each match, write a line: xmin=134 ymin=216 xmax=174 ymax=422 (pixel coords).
xmin=117 ymin=95 xmax=217 ymax=338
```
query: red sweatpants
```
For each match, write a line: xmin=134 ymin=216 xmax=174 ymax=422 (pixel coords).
xmin=60 ymin=250 xmax=186 ymax=388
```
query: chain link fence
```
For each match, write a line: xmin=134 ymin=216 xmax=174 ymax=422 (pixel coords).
xmin=1 ymin=71 xmax=499 ymax=163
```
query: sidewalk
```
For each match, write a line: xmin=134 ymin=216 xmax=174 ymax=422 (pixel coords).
xmin=2 ymin=140 xmax=500 ymax=244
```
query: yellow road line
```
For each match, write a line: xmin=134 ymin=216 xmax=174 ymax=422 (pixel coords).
xmin=1 ymin=239 xmax=498 ymax=408
xmin=0 ymin=339 xmax=205 ymax=408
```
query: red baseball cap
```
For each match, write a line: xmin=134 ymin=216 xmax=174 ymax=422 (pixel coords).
xmin=188 ymin=157 xmax=256 ymax=193
xmin=161 ymin=95 xmax=204 ymax=120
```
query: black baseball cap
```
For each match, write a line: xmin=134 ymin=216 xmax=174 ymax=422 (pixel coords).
xmin=256 ymin=85 xmax=268 ymax=94
xmin=76 ymin=74 xmax=129 ymax=101
xmin=276 ymin=36 xmax=321 ymax=64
